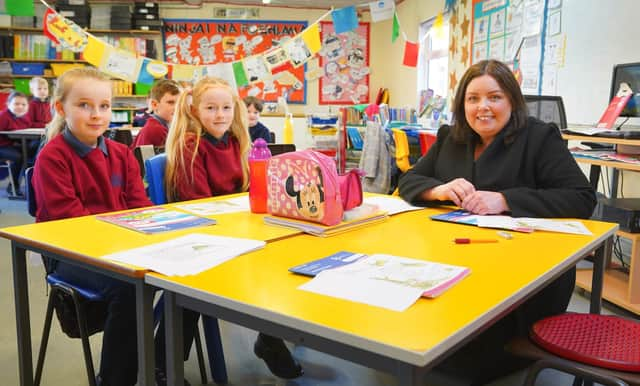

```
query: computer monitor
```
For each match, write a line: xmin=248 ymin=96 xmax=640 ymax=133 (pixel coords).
xmin=609 ymin=62 xmax=640 ymax=117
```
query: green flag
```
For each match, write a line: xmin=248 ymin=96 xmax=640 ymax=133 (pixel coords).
xmin=6 ymin=0 xmax=34 ymax=16
xmin=392 ymin=12 xmax=400 ymax=43
xmin=232 ymin=61 xmax=249 ymax=88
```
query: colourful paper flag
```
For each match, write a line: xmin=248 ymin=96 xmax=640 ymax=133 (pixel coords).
xmin=81 ymin=35 xmax=107 ymax=67
xmin=6 ymin=0 xmax=34 ymax=16
xmin=403 ymin=41 xmax=418 ymax=67
xmin=203 ymin=62 xmax=237 ymax=92
xmin=171 ymin=64 xmax=199 ymax=82
xmin=301 ymin=23 xmax=322 ymax=55
xmin=232 ymin=61 xmax=249 ymax=87
xmin=137 ymin=58 xmax=168 ymax=85
xmin=392 ymin=12 xmax=400 ymax=43
xmin=369 ymin=0 xmax=395 ymax=23
xmin=331 ymin=6 xmax=358 ymax=34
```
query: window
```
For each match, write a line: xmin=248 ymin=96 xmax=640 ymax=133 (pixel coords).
xmin=417 ymin=18 xmax=450 ymax=102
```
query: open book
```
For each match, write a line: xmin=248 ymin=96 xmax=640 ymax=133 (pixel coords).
xmin=97 ymin=207 xmax=216 ymax=234
xmin=295 ymin=252 xmax=471 ymax=311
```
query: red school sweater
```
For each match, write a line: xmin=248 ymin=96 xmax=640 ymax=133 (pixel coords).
xmin=174 ymin=133 xmax=244 ymax=201
xmin=0 ymin=109 xmax=32 ymax=146
xmin=28 ymin=98 xmax=52 ymax=128
xmin=130 ymin=115 xmax=168 ymax=148
xmin=33 ymin=133 xmax=152 ymax=222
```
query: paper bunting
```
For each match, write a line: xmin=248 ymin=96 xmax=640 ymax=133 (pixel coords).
xmin=43 ymin=8 xmax=88 ymax=52
xmin=403 ymin=41 xmax=419 ymax=67
xmin=369 ymin=0 xmax=395 ymax=23
xmin=82 ymin=35 xmax=106 ymax=67
xmin=301 ymin=23 xmax=322 ymax=55
xmin=99 ymin=46 xmax=142 ymax=83
xmin=243 ymin=56 xmax=271 ymax=84
xmin=137 ymin=59 xmax=169 ymax=85
xmin=232 ymin=61 xmax=249 ymax=87
xmin=392 ymin=12 xmax=400 ymax=43
xmin=203 ymin=63 xmax=237 ymax=92
xmin=331 ymin=6 xmax=359 ymax=34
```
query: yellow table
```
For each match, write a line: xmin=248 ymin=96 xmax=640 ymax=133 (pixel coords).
xmin=147 ymin=208 xmax=617 ymax=386
xmin=0 ymin=194 xmax=301 ymax=386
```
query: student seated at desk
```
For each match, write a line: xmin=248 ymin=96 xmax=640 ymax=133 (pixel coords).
xmin=28 ymin=76 xmax=52 ymax=128
xmin=32 ymin=67 xmax=190 ymax=386
xmin=398 ymin=60 xmax=597 ymax=385
xmin=165 ymin=77 xmax=303 ymax=379
xmin=131 ymin=79 xmax=180 ymax=148
xmin=243 ymin=95 xmax=273 ymax=143
xmin=0 ymin=90 xmax=31 ymax=195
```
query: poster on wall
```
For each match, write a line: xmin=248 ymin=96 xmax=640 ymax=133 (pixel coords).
xmin=318 ymin=21 xmax=370 ymax=105
xmin=163 ymin=19 xmax=307 ymax=103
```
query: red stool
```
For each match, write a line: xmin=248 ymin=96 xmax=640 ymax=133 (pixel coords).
xmin=514 ymin=313 xmax=640 ymax=386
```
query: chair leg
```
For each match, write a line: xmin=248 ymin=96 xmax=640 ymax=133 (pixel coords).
xmin=524 ymin=359 xmax=629 ymax=386
xmin=193 ymin=325 xmax=207 ymax=385
xmin=5 ymin=161 xmax=16 ymax=196
xmin=34 ymin=289 xmax=57 ymax=386
xmin=202 ymin=316 xmax=228 ymax=384
xmin=71 ymin=291 xmax=97 ymax=386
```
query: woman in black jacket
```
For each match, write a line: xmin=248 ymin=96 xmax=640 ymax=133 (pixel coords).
xmin=399 ymin=59 xmax=596 ymax=385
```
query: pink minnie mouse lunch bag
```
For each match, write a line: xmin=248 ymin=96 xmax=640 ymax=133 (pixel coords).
xmin=267 ymin=150 xmax=343 ymax=226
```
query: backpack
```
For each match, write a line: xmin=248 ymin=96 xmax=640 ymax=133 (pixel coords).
xmin=267 ymin=150 xmax=362 ymax=226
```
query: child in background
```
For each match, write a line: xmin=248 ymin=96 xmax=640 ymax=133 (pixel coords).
xmin=243 ymin=96 xmax=273 ymax=143
xmin=165 ymin=77 xmax=303 ymax=379
xmin=0 ymin=90 xmax=31 ymax=194
xmin=130 ymin=79 xmax=180 ymax=148
xmin=28 ymin=77 xmax=52 ymax=128
xmin=32 ymin=67 xmax=188 ymax=386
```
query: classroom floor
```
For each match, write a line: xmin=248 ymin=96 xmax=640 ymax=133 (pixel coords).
xmin=0 ymin=186 xmax=629 ymax=386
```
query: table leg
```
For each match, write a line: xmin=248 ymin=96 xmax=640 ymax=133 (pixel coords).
xmin=136 ymin=281 xmax=155 ymax=386
xmin=12 ymin=242 xmax=33 ymax=386
xmin=396 ymin=362 xmax=425 ymax=386
xmin=588 ymin=165 xmax=601 ymax=192
xmin=590 ymin=236 xmax=612 ymax=314
xmin=164 ymin=291 xmax=184 ymax=386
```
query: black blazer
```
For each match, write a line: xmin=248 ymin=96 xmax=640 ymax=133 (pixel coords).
xmin=398 ymin=117 xmax=596 ymax=218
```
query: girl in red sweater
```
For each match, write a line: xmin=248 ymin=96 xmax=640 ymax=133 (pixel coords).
xmin=165 ymin=77 xmax=303 ymax=379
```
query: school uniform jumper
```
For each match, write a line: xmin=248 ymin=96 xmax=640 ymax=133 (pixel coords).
xmin=0 ymin=109 xmax=32 ymax=190
xmin=130 ymin=114 xmax=169 ymax=149
xmin=398 ymin=117 xmax=597 ymax=384
xmin=249 ymin=121 xmax=273 ymax=143
xmin=28 ymin=98 xmax=52 ymax=128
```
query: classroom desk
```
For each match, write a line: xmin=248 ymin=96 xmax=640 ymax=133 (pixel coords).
xmin=0 ymin=194 xmax=302 ymax=386
xmin=147 ymin=208 xmax=617 ymax=386
xmin=0 ymin=128 xmax=44 ymax=199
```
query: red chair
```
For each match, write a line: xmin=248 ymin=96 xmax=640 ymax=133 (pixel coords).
xmin=507 ymin=313 xmax=640 ymax=386
xmin=418 ymin=131 xmax=436 ymax=156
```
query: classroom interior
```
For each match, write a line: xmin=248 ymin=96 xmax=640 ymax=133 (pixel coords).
xmin=1 ymin=0 xmax=639 ymax=385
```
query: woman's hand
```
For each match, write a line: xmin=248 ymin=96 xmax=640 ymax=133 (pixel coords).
xmin=424 ymin=178 xmax=476 ymax=206
xmin=461 ymin=191 xmax=509 ymax=215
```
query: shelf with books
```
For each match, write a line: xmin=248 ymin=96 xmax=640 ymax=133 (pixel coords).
xmin=0 ymin=26 xmax=160 ymax=35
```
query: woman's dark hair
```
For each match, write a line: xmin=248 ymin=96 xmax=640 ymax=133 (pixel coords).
xmin=451 ymin=60 xmax=527 ymax=143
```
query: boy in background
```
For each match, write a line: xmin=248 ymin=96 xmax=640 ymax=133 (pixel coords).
xmin=243 ymin=96 xmax=273 ymax=143
xmin=28 ymin=77 xmax=52 ymax=128
xmin=0 ymin=90 xmax=31 ymax=195
xmin=130 ymin=79 xmax=180 ymax=148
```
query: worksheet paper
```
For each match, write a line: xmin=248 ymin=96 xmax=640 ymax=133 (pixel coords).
xmin=174 ymin=196 xmax=250 ymax=216
xmin=476 ymin=216 xmax=592 ymax=235
xmin=362 ymin=196 xmax=423 ymax=215
xmin=103 ymin=233 xmax=265 ymax=276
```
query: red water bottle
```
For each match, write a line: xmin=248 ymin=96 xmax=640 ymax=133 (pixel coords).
xmin=248 ymin=138 xmax=272 ymax=213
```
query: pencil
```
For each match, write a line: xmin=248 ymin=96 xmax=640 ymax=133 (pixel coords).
xmin=454 ymin=238 xmax=499 ymax=244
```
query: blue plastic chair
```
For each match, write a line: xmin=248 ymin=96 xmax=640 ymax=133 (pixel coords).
xmin=27 ymin=167 xmax=103 ymax=386
xmin=144 ymin=153 xmax=228 ymax=384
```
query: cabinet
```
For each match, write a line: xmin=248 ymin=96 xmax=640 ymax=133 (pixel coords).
xmin=564 ymin=133 xmax=640 ymax=314
xmin=0 ymin=26 xmax=160 ymax=124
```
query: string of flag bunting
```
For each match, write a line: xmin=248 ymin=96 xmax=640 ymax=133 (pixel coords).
xmin=5 ymin=0 xmax=439 ymax=88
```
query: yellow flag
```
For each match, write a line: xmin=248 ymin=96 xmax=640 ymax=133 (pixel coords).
xmin=302 ymin=23 xmax=321 ymax=55
xmin=82 ymin=35 xmax=106 ymax=67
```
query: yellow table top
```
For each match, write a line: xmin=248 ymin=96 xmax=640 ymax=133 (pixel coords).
xmin=147 ymin=208 xmax=617 ymax=367
xmin=0 ymin=194 xmax=302 ymax=277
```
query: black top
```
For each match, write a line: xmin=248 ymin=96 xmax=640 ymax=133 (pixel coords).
xmin=398 ymin=117 xmax=596 ymax=218
xmin=249 ymin=121 xmax=272 ymax=143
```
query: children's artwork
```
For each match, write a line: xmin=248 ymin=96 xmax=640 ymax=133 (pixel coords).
xmin=318 ymin=21 xmax=370 ymax=105
xmin=163 ymin=19 xmax=307 ymax=103
xmin=96 ymin=207 xmax=216 ymax=234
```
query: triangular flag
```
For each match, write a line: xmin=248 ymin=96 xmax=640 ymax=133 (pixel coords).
xmin=6 ymin=0 xmax=34 ymax=16
xmin=42 ymin=8 xmax=60 ymax=44
xmin=392 ymin=12 xmax=400 ymax=43
xmin=99 ymin=47 xmax=142 ymax=83
xmin=331 ymin=6 xmax=359 ymax=34
xmin=369 ymin=0 xmax=395 ymax=23
xmin=137 ymin=58 xmax=168 ymax=85
xmin=232 ymin=61 xmax=249 ymax=87
xmin=403 ymin=41 xmax=418 ymax=67
xmin=301 ymin=23 xmax=322 ymax=55
xmin=81 ymin=35 xmax=107 ymax=67
xmin=203 ymin=62 xmax=237 ymax=93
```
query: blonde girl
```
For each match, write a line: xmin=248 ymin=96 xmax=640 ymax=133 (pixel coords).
xmin=165 ymin=76 xmax=251 ymax=202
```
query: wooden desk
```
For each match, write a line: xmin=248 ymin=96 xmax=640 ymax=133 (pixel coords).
xmin=147 ymin=208 xmax=617 ymax=386
xmin=0 ymin=194 xmax=302 ymax=386
xmin=564 ymin=133 xmax=640 ymax=314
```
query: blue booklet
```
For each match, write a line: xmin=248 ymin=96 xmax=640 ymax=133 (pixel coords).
xmin=289 ymin=250 xmax=367 ymax=276
xmin=430 ymin=209 xmax=478 ymax=226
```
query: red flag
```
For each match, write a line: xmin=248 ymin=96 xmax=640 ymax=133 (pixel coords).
xmin=42 ymin=8 xmax=60 ymax=44
xmin=403 ymin=41 xmax=418 ymax=67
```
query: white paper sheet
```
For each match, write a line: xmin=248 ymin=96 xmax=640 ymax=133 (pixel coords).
xmin=175 ymin=196 xmax=250 ymax=215
xmin=362 ymin=196 xmax=423 ymax=215
xmin=476 ymin=216 xmax=592 ymax=235
xmin=103 ymin=233 xmax=265 ymax=276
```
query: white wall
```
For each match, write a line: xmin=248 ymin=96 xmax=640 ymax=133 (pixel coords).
xmin=559 ymin=0 xmax=640 ymax=126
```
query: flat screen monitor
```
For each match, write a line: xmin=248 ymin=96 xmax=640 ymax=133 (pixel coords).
xmin=610 ymin=62 xmax=640 ymax=117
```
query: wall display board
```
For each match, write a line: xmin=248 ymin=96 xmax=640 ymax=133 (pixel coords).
xmin=471 ymin=0 xmax=547 ymax=95
xmin=163 ymin=19 xmax=307 ymax=103
xmin=318 ymin=21 xmax=370 ymax=105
